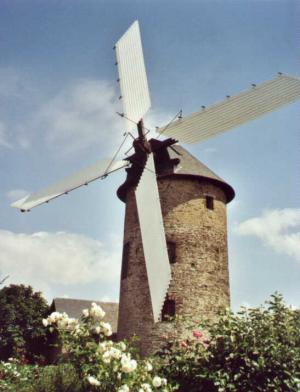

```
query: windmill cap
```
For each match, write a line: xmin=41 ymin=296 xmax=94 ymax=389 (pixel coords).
xmin=117 ymin=142 xmax=235 ymax=203
xmin=164 ymin=145 xmax=235 ymax=203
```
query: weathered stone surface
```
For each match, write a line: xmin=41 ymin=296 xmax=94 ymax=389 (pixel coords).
xmin=117 ymin=175 xmax=231 ymax=356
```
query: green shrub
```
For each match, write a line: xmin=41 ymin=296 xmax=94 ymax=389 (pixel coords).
xmin=159 ymin=294 xmax=300 ymax=392
xmin=32 ymin=364 xmax=83 ymax=392
xmin=0 ymin=361 xmax=83 ymax=392
xmin=0 ymin=284 xmax=49 ymax=363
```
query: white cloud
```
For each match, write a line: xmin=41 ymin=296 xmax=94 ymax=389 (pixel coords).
xmin=234 ymin=208 xmax=300 ymax=262
xmin=35 ymin=79 xmax=125 ymax=155
xmin=0 ymin=67 xmax=172 ymax=156
xmin=0 ymin=230 xmax=121 ymax=298
xmin=35 ymin=79 xmax=172 ymax=156
xmin=0 ymin=68 xmax=37 ymax=150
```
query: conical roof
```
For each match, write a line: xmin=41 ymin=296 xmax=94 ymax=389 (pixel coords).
xmin=162 ymin=145 xmax=235 ymax=203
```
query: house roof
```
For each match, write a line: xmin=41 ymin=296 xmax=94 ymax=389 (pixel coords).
xmin=50 ymin=298 xmax=119 ymax=333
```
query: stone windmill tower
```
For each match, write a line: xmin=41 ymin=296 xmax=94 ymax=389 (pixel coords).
xmin=11 ymin=21 xmax=300 ymax=356
xmin=117 ymin=142 xmax=234 ymax=355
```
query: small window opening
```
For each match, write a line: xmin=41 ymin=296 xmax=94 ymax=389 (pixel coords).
xmin=206 ymin=196 xmax=214 ymax=210
xmin=121 ymin=242 xmax=130 ymax=280
xmin=162 ymin=296 xmax=176 ymax=321
xmin=167 ymin=241 xmax=176 ymax=264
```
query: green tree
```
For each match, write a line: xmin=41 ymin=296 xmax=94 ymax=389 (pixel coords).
xmin=160 ymin=294 xmax=300 ymax=392
xmin=0 ymin=284 xmax=49 ymax=363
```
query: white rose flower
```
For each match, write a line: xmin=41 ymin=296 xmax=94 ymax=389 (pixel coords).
xmin=48 ymin=311 xmax=61 ymax=324
xmin=118 ymin=385 xmax=130 ymax=392
xmin=87 ymin=375 xmax=100 ymax=386
xmin=121 ymin=354 xmax=137 ymax=373
xmin=102 ymin=351 xmax=112 ymax=364
xmin=121 ymin=354 xmax=130 ymax=373
xmin=100 ymin=321 xmax=112 ymax=337
xmin=82 ymin=308 xmax=89 ymax=318
xmin=98 ymin=342 xmax=107 ymax=352
xmin=152 ymin=376 xmax=162 ymax=388
xmin=121 ymin=353 xmax=130 ymax=361
xmin=102 ymin=347 xmax=121 ymax=362
xmin=93 ymin=326 xmax=101 ymax=334
xmin=145 ymin=361 xmax=153 ymax=372
xmin=98 ymin=340 xmax=112 ymax=352
xmin=57 ymin=318 xmax=68 ymax=329
xmin=129 ymin=359 xmax=137 ymax=372
xmin=90 ymin=302 xmax=106 ymax=320
xmin=42 ymin=319 xmax=48 ymax=327
xmin=109 ymin=347 xmax=121 ymax=359
xmin=141 ymin=383 xmax=152 ymax=392
xmin=66 ymin=317 xmax=78 ymax=331
xmin=119 ymin=342 xmax=126 ymax=351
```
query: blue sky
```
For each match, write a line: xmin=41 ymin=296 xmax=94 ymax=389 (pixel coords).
xmin=0 ymin=0 xmax=299 ymax=310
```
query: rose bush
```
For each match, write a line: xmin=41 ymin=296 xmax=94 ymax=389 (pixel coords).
xmin=43 ymin=302 xmax=174 ymax=392
xmin=159 ymin=293 xmax=300 ymax=392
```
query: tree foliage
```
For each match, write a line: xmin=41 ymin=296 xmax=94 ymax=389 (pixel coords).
xmin=0 ymin=284 xmax=49 ymax=363
xmin=160 ymin=294 xmax=300 ymax=392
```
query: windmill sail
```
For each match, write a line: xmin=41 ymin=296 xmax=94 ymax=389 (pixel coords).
xmin=135 ymin=153 xmax=171 ymax=322
xmin=115 ymin=20 xmax=151 ymax=131
xmin=157 ymin=74 xmax=300 ymax=144
xmin=11 ymin=159 xmax=129 ymax=212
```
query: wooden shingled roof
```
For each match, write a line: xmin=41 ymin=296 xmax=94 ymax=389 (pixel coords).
xmin=50 ymin=298 xmax=119 ymax=333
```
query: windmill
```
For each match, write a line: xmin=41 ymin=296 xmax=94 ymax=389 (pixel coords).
xmin=12 ymin=21 xmax=300 ymax=354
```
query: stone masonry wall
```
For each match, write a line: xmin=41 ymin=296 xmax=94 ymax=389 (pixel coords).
xmin=117 ymin=176 xmax=230 ymax=356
